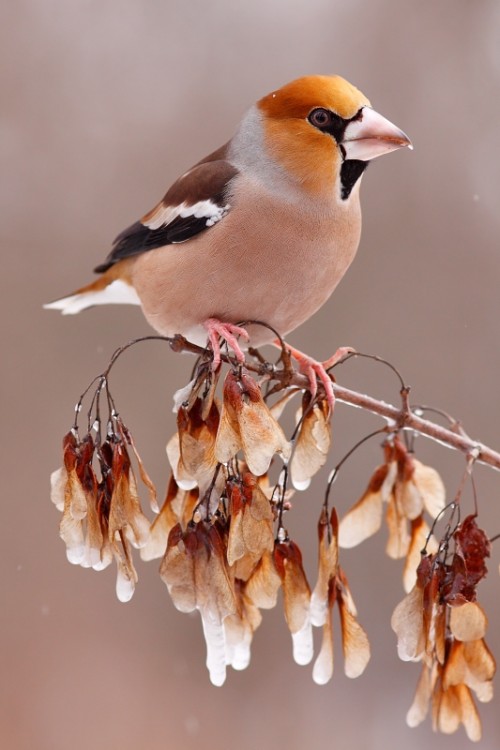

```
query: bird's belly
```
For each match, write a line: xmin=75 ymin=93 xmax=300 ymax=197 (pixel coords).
xmin=131 ymin=196 xmax=361 ymax=347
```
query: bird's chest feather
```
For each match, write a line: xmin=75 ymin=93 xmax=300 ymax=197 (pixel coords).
xmin=131 ymin=184 xmax=361 ymax=344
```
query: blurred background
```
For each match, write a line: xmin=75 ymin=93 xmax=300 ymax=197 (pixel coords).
xmin=2 ymin=1 xmax=500 ymax=748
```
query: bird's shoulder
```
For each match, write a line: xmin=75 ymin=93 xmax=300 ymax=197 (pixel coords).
xmin=94 ymin=143 xmax=238 ymax=273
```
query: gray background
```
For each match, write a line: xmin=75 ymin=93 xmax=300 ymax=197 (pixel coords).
xmin=2 ymin=1 xmax=500 ymax=748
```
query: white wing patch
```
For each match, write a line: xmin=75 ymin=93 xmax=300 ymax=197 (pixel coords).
xmin=44 ymin=279 xmax=141 ymax=315
xmin=144 ymin=200 xmax=230 ymax=230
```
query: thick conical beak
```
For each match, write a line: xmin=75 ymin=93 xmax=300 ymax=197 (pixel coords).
xmin=342 ymin=107 xmax=412 ymax=161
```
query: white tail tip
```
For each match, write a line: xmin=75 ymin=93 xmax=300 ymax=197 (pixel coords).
xmin=44 ymin=279 xmax=141 ymax=315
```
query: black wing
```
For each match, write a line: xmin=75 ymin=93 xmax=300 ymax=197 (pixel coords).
xmin=94 ymin=148 xmax=238 ymax=273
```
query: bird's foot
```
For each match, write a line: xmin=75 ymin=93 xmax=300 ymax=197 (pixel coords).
xmin=279 ymin=342 xmax=355 ymax=410
xmin=203 ymin=318 xmax=250 ymax=369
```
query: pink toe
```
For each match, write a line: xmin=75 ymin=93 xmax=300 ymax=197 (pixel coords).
xmin=203 ymin=318 xmax=249 ymax=365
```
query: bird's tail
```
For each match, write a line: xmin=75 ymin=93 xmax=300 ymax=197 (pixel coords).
xmin=44 ymin=273 xmax=141 ymax=315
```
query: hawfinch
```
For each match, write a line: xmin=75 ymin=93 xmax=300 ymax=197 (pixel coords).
xmin=46 ymin=75 xmax=411 ymax=399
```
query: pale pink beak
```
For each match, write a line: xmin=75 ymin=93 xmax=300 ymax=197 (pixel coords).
xmin=342 ymin=107 xmax=412 ymax=161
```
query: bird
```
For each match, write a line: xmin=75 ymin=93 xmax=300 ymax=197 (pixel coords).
xmin=45 ymin=75 xmax=412 ymax=404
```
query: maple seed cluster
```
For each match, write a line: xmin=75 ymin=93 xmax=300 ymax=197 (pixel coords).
xmin=51 ymin=416 xmax=157 ymax=602
xmin=392 ymin=515 xmax=494 ymax=741
xmin=339 ymin=436 xmax=496 ymax=740
xmin=146 ymin=367 xmax=369 ymax=687
xmin=50 ymin=347 xmax=496 ymax=741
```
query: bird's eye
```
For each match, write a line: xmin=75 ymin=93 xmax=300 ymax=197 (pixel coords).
xmin=308 ymin=108 xmax=332 ymax=128
xmin=307 ymin=108 xmax=348 ymax=143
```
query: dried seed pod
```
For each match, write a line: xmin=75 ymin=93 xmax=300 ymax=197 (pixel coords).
xmin=291 ymin=397 xmax=331 ymax=490
xmin=215 ymin=370 xmax=291 ymax=475
xmin=227 ymin=473 xmax=274 ymax=580
xmin=160 ymin=521 xmax=237 ymax=686
xmin=274 ymin=539 xmax=313 ymax=666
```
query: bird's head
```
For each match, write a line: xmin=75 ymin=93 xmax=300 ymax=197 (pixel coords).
xmin=257 ymin=75 xmax=412 ymax=200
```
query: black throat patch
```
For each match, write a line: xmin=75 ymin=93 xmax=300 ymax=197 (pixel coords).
xmin=340 ymin=160 xmax=368 ymax=200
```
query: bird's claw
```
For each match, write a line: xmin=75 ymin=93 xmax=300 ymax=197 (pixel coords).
xmin=204 ymin=318 xmax=249 ymax=369
xmin=282 ymin=344 xmax=355 ymax=410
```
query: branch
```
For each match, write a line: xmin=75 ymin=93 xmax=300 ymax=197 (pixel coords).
xmin=330 ymin=383 xmax=500 ymax=472
xmin=101 ymin=334 xmax=500 ymax=473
